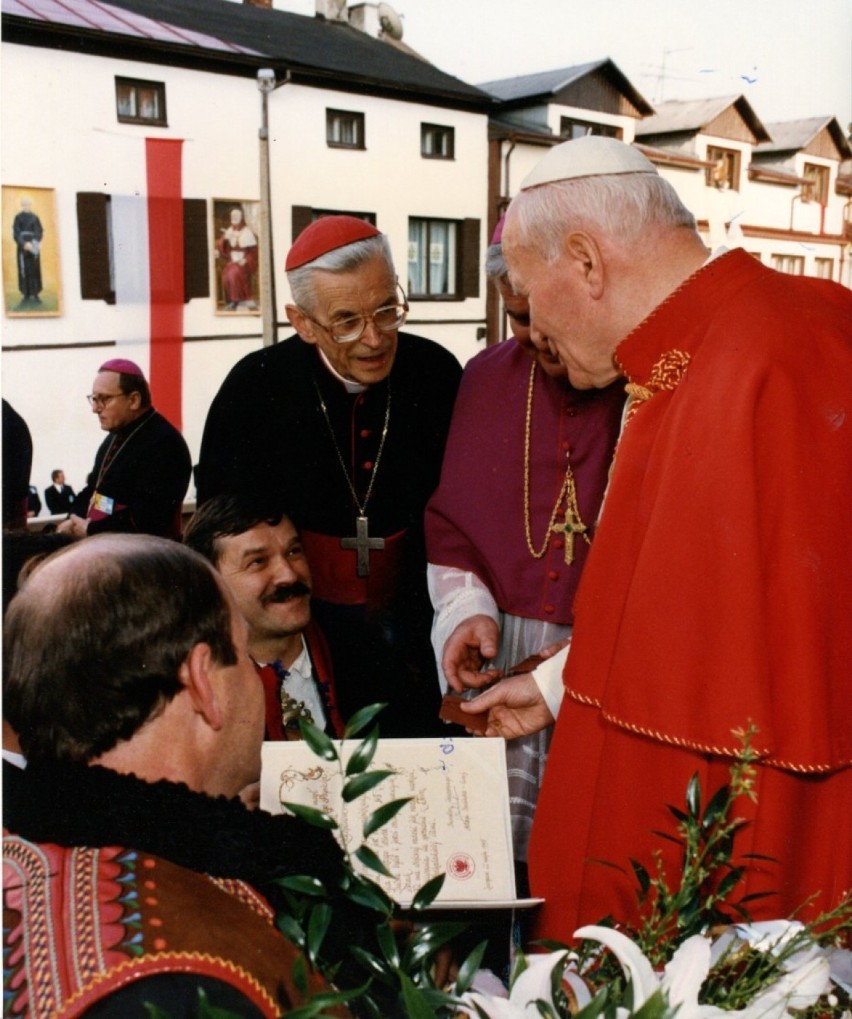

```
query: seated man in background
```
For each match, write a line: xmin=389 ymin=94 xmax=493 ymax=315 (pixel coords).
xmin=3 ymin=533 xmax=357 ymax=1016
xmin=44 ymin=468 xmax=75 ymax=515
xmin=184 ymin=493 xmax=344 ymax=740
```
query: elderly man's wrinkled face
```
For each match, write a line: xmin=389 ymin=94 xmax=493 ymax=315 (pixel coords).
xmin=498 ymin=281 xmax=564 ymax=379
xmin=504 ymin=228 xmax=619 ymax=390
xmin=290 ymin=255 xmax=400 ymax=386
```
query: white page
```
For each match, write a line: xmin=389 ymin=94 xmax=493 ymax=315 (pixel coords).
xmin=261 ymin=736 xmax=520 ymax=908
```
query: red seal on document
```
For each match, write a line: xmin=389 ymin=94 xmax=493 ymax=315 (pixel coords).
xmin=447 ymin=853 xmax=475 ymax=880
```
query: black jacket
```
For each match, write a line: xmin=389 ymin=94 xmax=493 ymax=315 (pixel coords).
xmin=74 ymin=408 xmax=191 ymax=538
xmin=197 ymin=335 xmax=462 ymax=735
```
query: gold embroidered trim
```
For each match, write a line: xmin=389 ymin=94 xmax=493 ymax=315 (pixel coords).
xmin=622 ymin=349 xmax=691 ymax=424
xmin=58 ymin=951 xmax=279 ymax=1018
xmin=648 ymin=349 xmax=691 ymax=390
xmin=624 ymin=382 xmax=653 ymax=402
xmin=563 ymin=687 xmax=847 ymax=774
xmin=208 ymin=876 xmax=274 ymax=922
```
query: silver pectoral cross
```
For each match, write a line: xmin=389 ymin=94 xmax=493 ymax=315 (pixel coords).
xmin=341 ymin=515 xmax=385 ymax=577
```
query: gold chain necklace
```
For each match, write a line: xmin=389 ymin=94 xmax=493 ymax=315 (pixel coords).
xmin=523 ymin=361 xmax=590 ymax=566
xmin=313 ymin=378 xmax=391 ymax=577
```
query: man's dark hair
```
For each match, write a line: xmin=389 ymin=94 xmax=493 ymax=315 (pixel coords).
xmin=3 ymin=534 xmax=236 ymax=764
xmin=118 ymin=370 xmax=152 ymax=409
xmin=184 ymin=492 xmax=293 ymax=566
xmin=50 ymin=469 xmax=63 ymax=483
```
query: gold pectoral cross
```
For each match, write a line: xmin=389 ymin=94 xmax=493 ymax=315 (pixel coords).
xmin=553 ymin=508 xmax=588 ymax=565
xmin=341 ymin=515 xmax=385 ymax=577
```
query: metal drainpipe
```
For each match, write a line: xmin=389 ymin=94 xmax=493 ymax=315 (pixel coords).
xmin=258 ymin=69 xmax=290 ymax=347
xmin=499 ymin=138 xmax=518 ymax=344
xmin=789 ymin=189 xmax=805 ymax=232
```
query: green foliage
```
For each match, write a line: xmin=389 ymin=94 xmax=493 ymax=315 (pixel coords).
xmin=275 ymin=709 xmax=471 ymax=1017
xmin=143 ymin=987 xmax=251 ymax=1019
xmin=630 ymin=724 xmax=763 ymax=966
xmin=572 ymin=725 xmax=852 ymax=1018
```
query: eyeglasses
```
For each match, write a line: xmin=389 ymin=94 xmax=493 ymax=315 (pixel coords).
xmin=86 ymin=392 xmax=125 ymax=409
xmin=300 ymin=285 xmax=409 ymax=344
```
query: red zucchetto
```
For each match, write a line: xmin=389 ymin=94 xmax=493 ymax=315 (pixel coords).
xmin=285 ymin=216 xmax=381 ymax=271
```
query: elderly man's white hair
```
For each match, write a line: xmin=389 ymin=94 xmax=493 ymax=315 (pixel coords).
xmin=506 ymin=136 xmax=696 ymax=260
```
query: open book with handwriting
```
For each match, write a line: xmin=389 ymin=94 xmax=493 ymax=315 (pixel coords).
xmin=260 ymin=736 xmax=539 ymax=909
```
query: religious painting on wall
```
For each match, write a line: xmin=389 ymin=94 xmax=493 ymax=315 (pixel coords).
xmin=2 ymin=185 xmax=63 ymax=317
xmin=212 ymin=198 xmax=260 ymax=315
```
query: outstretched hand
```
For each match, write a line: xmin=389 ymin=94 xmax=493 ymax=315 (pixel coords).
xmin=459 ymin=673 xmax=554 ymax=739
xmin=442 ymin=615 xmax=502 ymax=693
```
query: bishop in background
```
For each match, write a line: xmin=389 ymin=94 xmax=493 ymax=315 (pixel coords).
xmin=197 ymin=216 xmax=462 ymax=735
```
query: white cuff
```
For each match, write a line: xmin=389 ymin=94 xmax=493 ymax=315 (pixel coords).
xmin=531 ymin=643 xmax=569 ymax=720
xmin=427 ymin=564 xmax=499 ymax=693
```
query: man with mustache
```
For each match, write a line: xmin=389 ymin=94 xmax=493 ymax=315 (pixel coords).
xmin=197 ymin=216 xmax=462 ymax=735
xmin=184 ymin=493 xmax=344 ymax=741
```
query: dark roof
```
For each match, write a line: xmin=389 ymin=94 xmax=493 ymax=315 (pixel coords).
xmin=636 ymin=95 xmax=770 ymax=143
xmin=753 ymin=117 xmax=852 ymax=160
xmin=487 ymin=114 xmax=555 ymax=145
xmin=2 ymin=0 xmax=493 ymax=110
xmin=4 ymin=0 xmax=262 ymax=53
xmin=479 ymin=59 xmax=653 ymax=117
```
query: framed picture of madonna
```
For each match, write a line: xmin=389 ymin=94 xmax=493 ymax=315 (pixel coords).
xmin=2 ymin=185 xmax=63 ymax=317
xmin=212 ymin=198 xmax=261 ymax=315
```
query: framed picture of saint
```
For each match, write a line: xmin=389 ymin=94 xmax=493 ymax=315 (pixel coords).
xmin=213 ymin=199 xmax=260 ymax=315
xmin=2 ymin=185 xmax=63 ymax=317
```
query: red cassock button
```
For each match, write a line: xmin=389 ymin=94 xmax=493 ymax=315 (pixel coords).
xmin=548 ymin=570 xmax=559 ymax=581
xmin=544 ymin=604 xmax=555 ymax=614
xmin=362 ymin=461 xmax=373 ymax=471
xmin=360 ymin=428 xmax=371 ymax=439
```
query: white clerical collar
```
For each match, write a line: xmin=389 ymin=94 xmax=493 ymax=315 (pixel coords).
xmin=318 ymin=348 xmax=367 ymax=394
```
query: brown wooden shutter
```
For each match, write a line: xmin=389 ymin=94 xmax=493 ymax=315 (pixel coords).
xmin=77 ymin=192 xmax=114 ymax=304
xmin=461 ymin=217 xmax=480 ymax=298
xmin=183 ymin=198 xmax=209 ymax=301
xmin=291 ymin=205 xmax=314 ymax=246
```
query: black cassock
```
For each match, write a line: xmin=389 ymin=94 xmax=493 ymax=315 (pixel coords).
xmin=198 ymin=333 xmax=462 ymax=737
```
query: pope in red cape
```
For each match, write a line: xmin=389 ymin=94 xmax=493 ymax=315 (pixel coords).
xmin=463 ymin=136 xmax=852 ymax=942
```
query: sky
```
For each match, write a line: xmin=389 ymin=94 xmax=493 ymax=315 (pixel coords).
xmin=275 ymin=0 xmax=852 ymax=130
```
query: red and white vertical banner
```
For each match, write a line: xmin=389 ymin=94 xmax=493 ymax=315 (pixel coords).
xmin=145 ymin=138 xmax=184 ymax=430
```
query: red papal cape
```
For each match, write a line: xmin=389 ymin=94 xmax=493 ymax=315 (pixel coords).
xmin=529 ymin=249 xmax=852 ymax=941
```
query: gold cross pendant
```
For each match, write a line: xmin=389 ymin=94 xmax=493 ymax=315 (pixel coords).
xmin=553 ymin=511 xmax=588 ymax=565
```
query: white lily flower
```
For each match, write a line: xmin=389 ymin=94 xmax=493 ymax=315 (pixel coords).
xmin=455 ymin=950 xmax=569 ymax=1018
xmin=573 ymin=926 xmax=659 ymax=1005
xmin=827 ymin=946 xmax=852 ymax=994
xmin=732 ymin=921 xmax=805 ymax=954
xmin=662 ymin=935 xmax=712 ymax=1008
xmin=747 ymin=954 xmax=831 ymax=1015
xmin=575 ymin=921 xmax=832 ymax=1019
